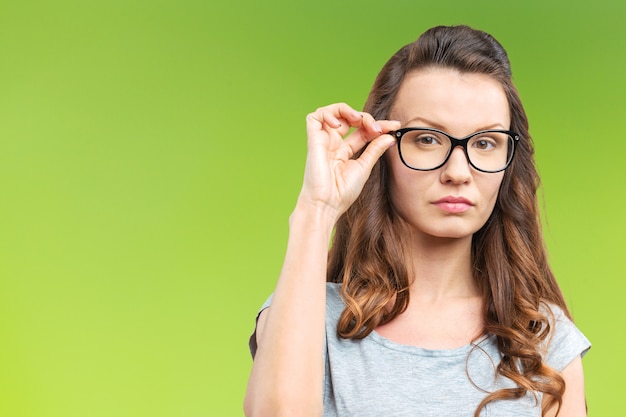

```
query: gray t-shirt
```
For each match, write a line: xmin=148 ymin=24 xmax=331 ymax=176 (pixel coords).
xmin=250 ymin=283 xmax=590 ymax=416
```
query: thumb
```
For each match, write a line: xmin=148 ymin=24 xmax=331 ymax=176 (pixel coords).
xmin=354 ymin=134 xmax=396 ymax=173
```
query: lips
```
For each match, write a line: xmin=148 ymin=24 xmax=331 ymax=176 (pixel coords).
xmin=432 ymin=196 xmax=474 ymax=214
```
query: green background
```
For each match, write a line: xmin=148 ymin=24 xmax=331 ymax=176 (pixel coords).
xmin=0 ymin=0 xmax=623 ymax=415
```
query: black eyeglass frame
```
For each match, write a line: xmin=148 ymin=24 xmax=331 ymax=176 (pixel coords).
xmin=391 ymin=127 xmax=521 ymax=173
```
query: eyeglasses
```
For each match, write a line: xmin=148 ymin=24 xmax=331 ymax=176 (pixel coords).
xmin=391 ymin=127 xmax=520 ymax=173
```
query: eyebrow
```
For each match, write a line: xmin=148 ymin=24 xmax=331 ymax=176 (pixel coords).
xmin=404 ymin=117 xmax=508 ymax=132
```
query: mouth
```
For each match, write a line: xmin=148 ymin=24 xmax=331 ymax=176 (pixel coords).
xmin=432 ymin=196 xmax=474 ymax=214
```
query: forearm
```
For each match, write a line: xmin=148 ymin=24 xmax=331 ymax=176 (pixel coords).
xmin=244 ymin=204 xmax=336 ymax=417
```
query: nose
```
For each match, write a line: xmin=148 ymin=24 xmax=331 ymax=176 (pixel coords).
xmin=440 ymin=146 xmax=471 ymax=184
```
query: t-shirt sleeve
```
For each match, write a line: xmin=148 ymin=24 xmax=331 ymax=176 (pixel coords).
xmin=543 ymin=303 xmax=591 ymax=372
xmin=247 ymin=283 xmax=343 ymax=360
xmin=248 ymin=294 xmax=273 ymax=359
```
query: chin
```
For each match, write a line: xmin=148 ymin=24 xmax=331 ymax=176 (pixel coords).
xmin=397 ymin=209 xmax=487 ymax=241
xmin=419 ymin=223 xmax=483 ymax=240
xmin=430 ymin=231 xmax=474 ymax=240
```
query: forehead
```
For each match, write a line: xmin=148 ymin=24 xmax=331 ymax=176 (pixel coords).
xmin=390 ymin=68 xmax=510 ymax=134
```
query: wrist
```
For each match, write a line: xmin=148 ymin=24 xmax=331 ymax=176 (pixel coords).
xmin=289 ymin=199 xmax=338 ymax=235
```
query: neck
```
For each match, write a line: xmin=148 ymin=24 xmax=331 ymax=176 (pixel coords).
xmin=405 ymin=233 xmax=478 ymax=302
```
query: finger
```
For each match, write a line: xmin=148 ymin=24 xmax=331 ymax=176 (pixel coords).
xmin=326 ymin=105 xmax=371 ymax=138
xmin=332 ymin=103 xmax=364 ymax=126
xmin=305 ymin=106 xmax=365 ymax=149
xmin=319 ymin=103 xmax=363 ymax=126
xmin=341 ymin=119 xmax=402 ymax=157
xmin=306 ymin=109 xmax=341 ymax=131
xmin=336 ymin=111 xmax=381 ymax=138
xmin=374 ymin=119 xmax=402 ymax=133
xmin=354 ymin=133 xmax=397 ymax=173
xmin=360 ymin=112 xmax=383 ymax=135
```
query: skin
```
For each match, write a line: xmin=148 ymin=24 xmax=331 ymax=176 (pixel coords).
xmin=244 ymin=69 xmax=586 ymax=416
xmin=387 ymin=68 xmax=507 ymax=243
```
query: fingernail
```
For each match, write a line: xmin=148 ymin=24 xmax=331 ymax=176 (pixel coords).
xmin=374 ymin=123 xmax=383 ymax=133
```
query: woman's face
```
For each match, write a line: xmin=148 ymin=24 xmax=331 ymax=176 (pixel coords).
xmin=387 ymin=68 xmax=509 ymax=241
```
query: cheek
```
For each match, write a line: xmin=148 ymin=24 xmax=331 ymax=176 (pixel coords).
xmin=386 ymin=161 xmax=434 ymax=216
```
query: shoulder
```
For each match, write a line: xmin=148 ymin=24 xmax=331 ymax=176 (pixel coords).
xmin=255 ymin=282 xmax=345 ymax=313
xmin=249 ymin=283 xmax=345 ymax=357
xmin=540 ymin=302 xmax=591 ymax=372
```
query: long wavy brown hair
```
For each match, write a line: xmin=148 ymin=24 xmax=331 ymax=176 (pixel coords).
xmin=327 ymin=25 xmax=571 ymax=416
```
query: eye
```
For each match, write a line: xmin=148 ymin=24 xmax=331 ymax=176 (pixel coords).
xmin=415 ymin=134 xmax=441 ymax=146
xmin=472 ymin=137 xmax=497 ymax=151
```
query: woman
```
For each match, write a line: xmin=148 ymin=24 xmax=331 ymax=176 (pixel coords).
xmin=244 ymin=25 xmax=590 ymax=416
